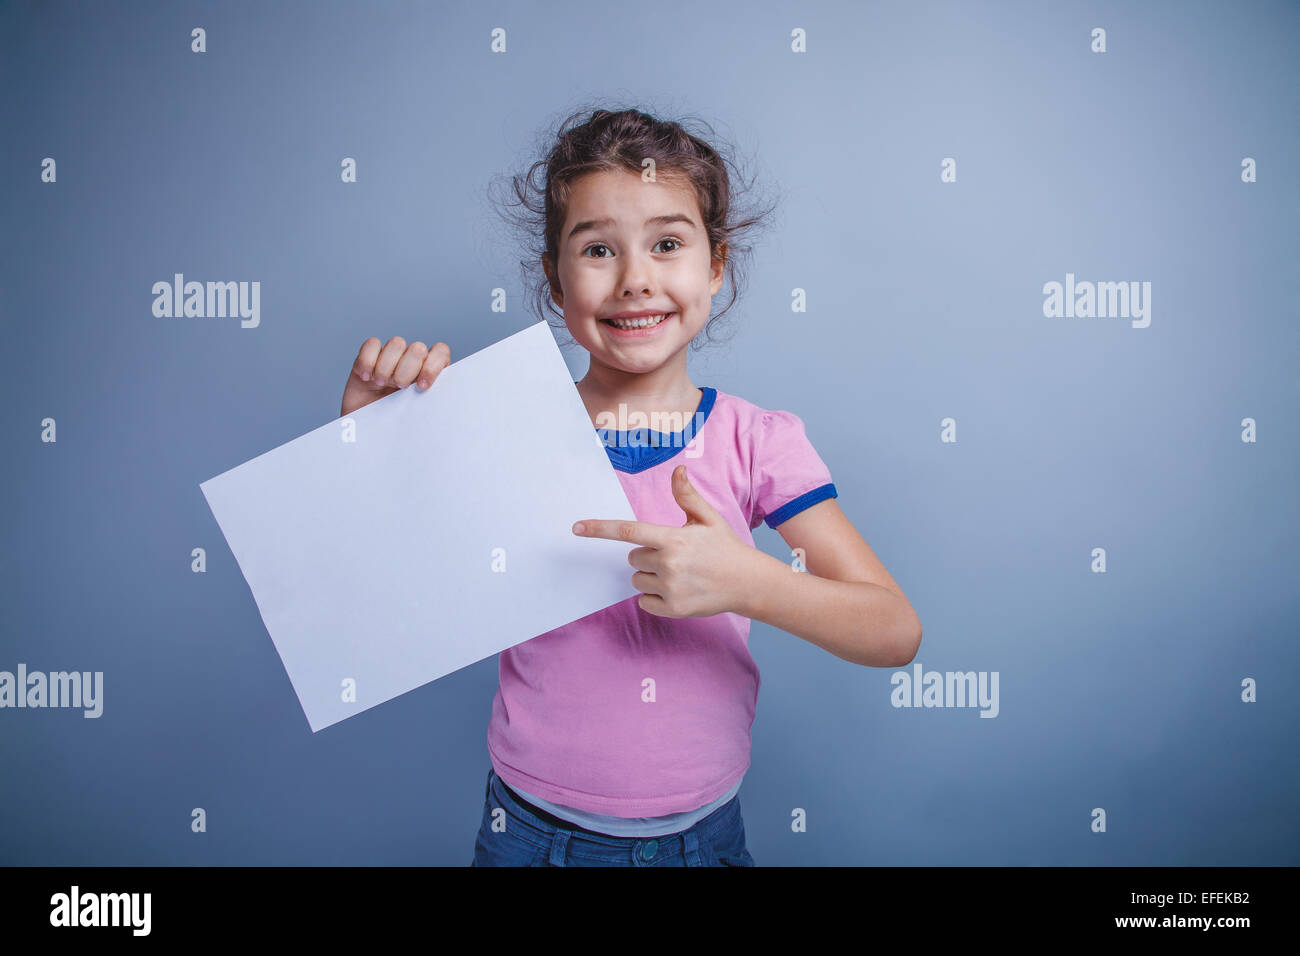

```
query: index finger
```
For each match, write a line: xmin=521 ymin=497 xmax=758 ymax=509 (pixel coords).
xmin=573 ymin=519 xmax=673 ymax=549
xmin=353 ymin=337 xmax=382 ymax=381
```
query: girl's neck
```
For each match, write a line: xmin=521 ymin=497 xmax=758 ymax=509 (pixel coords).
xmin=576 ymin=362 xmax=701 ymax=429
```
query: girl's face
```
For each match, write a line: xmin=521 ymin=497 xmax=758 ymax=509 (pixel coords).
xmin=545 ymin=168 xmax=725 ymax=378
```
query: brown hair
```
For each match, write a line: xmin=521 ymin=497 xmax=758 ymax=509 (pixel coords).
xmin=488 ymin=103 xmax=779 ymax=352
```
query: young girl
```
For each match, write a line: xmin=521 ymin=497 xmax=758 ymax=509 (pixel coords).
xmin=338 ymin=107 xmax=922 ymax=866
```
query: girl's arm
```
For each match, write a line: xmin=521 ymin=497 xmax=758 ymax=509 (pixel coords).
xmin=736 ymin=500 xmax=921 ymax=668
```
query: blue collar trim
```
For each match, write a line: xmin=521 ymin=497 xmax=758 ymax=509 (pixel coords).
xmin=575 ymin=385 xmax=717 ymax=474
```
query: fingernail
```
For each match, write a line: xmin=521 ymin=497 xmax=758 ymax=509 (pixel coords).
xmin=572 ymin=523 xmax=585 ymax=534
xmin=361 ymin=371 xmax=370 ymax=381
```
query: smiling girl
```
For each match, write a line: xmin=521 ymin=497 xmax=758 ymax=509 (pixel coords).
xmin=339 ymin=106 xmax=921 ymax=866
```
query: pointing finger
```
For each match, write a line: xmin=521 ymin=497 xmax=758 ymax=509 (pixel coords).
xmin=572 ymin=519 xmax=673 ymax=549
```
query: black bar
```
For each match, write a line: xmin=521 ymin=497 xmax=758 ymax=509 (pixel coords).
xmin=0 ymin=865 xmax=1281 ymax=940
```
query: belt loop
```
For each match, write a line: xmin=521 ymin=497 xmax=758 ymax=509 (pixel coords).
xmin=682 ymin=828 xmax=704 ymax=867
xmin=549 ymin=828 xmax=571 ymax=867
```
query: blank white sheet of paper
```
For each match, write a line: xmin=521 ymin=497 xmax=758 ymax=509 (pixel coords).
xmin=200 ymin=320 xmax=639 ymax=732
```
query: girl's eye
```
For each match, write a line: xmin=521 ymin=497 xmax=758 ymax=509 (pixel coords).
xmin=582 ymin=238 xmax=682 ymax=258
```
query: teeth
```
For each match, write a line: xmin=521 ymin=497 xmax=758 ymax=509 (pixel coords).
xmin=608 ymin=313 xmax=669 ymax=329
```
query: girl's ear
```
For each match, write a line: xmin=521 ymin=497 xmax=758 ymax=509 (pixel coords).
xmin=710 ymin=243 xmax=728 ymax=293
xmin=542 ymin=253 xmax=564 ymax=308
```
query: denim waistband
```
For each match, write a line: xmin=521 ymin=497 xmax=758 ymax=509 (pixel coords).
xmin=487 ymin=768 xmax=740 ymax=850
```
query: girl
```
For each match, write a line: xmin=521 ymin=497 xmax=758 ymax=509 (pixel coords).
xmin=338 ymin=107 xmax=922 ymax=866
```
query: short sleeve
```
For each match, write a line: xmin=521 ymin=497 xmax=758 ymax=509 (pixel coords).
xmin=748 ymin=409 xmax=838 ymax=530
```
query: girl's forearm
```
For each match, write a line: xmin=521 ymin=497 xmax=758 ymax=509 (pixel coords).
xmin=733 ymin=549 xmax=921 ymax=667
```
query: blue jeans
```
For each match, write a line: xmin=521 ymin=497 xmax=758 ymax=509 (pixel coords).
xmin=471 ymin=767 xmax=756 ymax=867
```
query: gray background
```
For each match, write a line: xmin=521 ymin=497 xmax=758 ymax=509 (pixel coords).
xmin=1 ymin=0 xmax=1295 ymax=865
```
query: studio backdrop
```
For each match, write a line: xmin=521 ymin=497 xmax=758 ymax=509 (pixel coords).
xmin=1 ymin=0 xmax=1295 ymax=866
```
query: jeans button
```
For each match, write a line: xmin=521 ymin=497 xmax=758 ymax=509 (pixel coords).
xmin=641 ymin=839 xmax=659 ymax=860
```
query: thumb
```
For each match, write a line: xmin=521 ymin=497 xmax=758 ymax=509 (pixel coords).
xmin=672 ymin=464 xmax=720 ymax=526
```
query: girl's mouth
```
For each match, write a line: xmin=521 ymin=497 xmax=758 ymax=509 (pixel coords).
xmin=599 ymin=312 xmax=675 ymax=338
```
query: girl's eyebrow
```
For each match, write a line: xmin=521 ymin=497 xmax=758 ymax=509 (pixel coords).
xmin=567 ymin=213 xmax=697 ymax=241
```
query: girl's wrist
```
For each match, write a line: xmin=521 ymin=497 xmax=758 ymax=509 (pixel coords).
xmin=730 ymin=547 xmax=782 ymax=620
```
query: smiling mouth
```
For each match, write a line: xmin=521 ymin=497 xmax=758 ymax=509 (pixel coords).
xmin=600 ymin=312 xmax=674 ymax=331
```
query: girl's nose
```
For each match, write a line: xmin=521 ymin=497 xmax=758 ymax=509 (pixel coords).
xmin=618 ymin=256 xmax=655 ymax=294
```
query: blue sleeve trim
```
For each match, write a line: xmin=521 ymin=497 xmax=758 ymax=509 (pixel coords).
xmin=764 ymin=483 xmax=838 ymax=529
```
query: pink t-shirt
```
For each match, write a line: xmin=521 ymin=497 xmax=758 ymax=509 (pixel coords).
xmin=487 ymin=386 xmax=838 ymax=816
